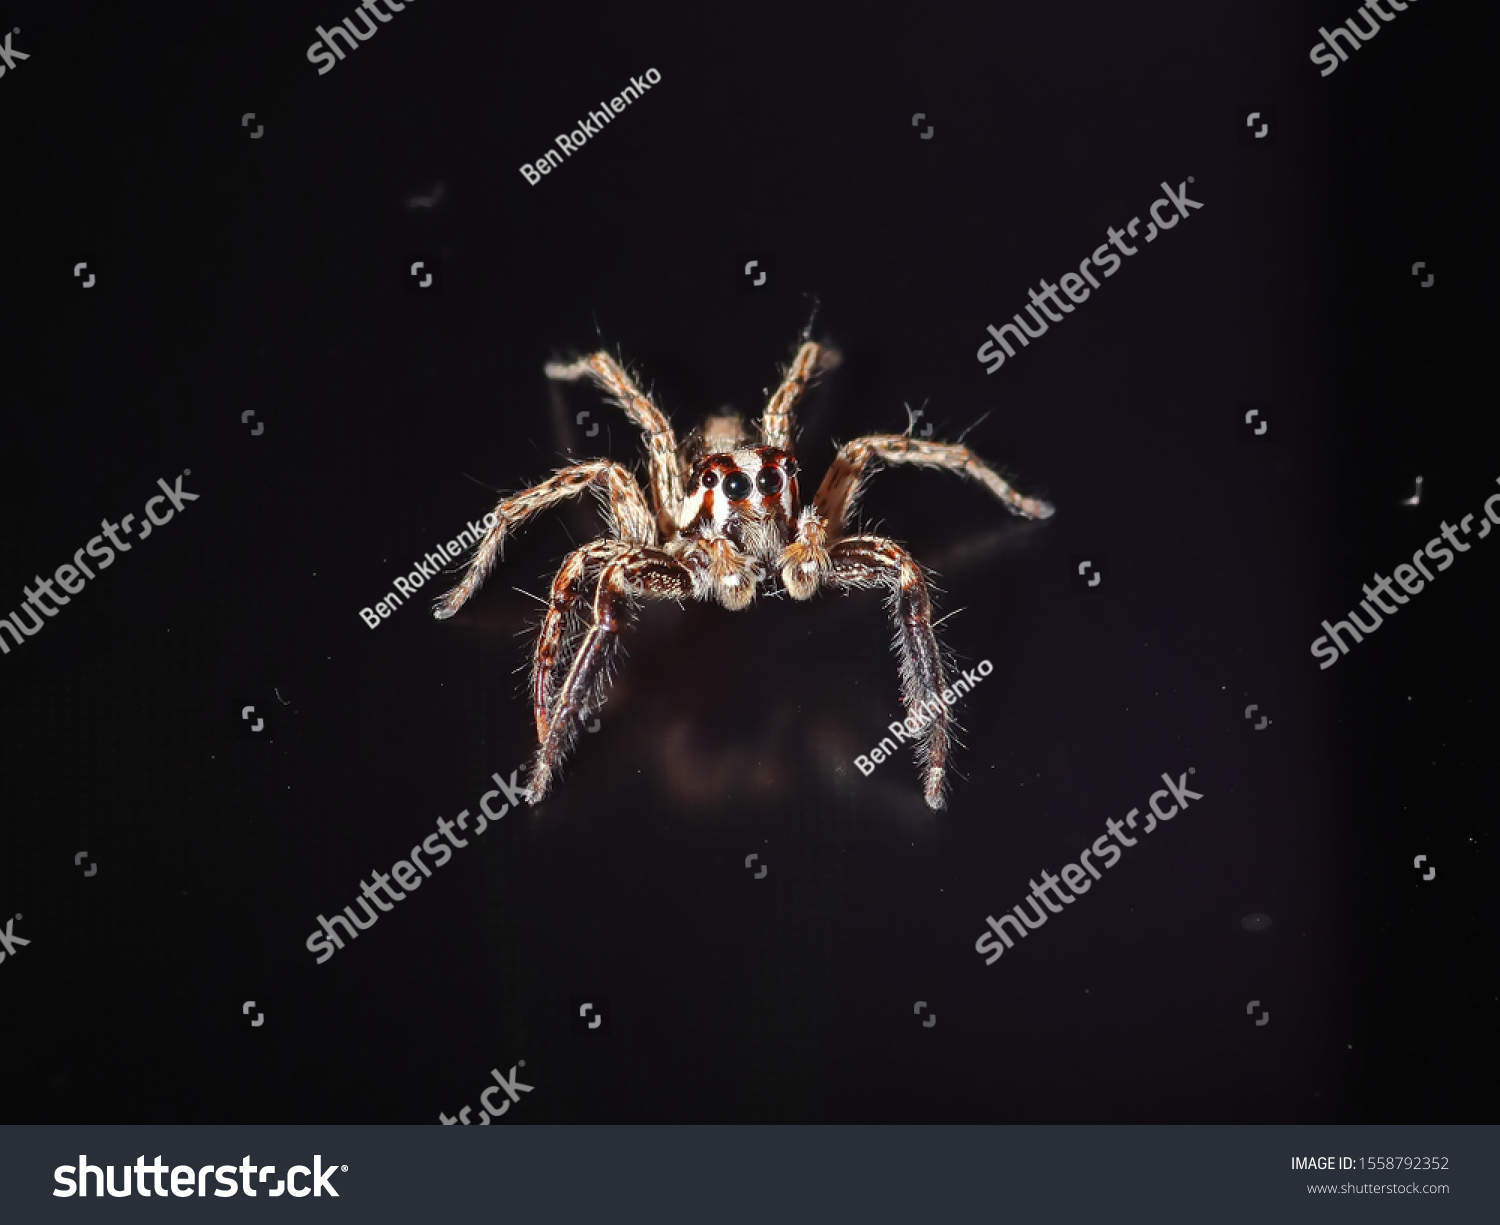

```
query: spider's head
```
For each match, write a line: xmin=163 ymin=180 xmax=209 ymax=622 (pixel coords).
xmin=679 ymin=446 xmax=800 ymax=555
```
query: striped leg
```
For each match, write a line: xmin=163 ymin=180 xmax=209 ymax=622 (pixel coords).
xmin=433 ymin=461 xmax=655 ymax=620
xmin=761 ymin=340 xmax=838 ymax=449
xmin=814 ymin=434 xmax=1054 ymax=536
xmin=531 ymin=539 xmax=629 ymax=740
xmin=527 ymin=548 xmax=696 ymax=804
xmin=826 ymin=535 xmax=952 ymax=810
xmin=545 ymin=352 xmax=685 ymax=540
xmin=777 ymin=506 xmax=833 ymax=600
xmin=667 ymin=533 xmax=764 ymax=611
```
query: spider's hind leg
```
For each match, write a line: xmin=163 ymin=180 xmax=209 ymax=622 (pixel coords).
xmin=826 ymin=535 xmax=953 ymax=810
xmin=527 ymin=548 xmax=696 ymax=804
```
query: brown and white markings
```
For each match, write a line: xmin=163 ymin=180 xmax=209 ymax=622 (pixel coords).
xmin=434 ymin=337 xmax=1054 ymax=809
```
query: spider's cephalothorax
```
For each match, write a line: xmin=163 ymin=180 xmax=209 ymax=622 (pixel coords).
xmin=675 ymin=445 xmax=801 ymax=608
xmin=434 ymin=339 xmax=1054 ymax=810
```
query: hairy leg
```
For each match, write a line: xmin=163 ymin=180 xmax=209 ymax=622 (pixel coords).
xmin=528 ymin=548 xmax=697 ymax=803
xmin=814 ymin=434 xmax=1054 ymax=536
xmin=777 ymin=506 xmax=833 ymax=600
xmin=530 ymin=538 xmax=630 ymax=740
xmin=665 ymin=533 xmax=764 ymax=611
xmin=433 ymin=461 xmax=654 ymax=620
xmin=826 ymin=535 xmax=952 ymax=810
xmin=545 ymin=352 xmax=685 ymax=539
xmin=760 ymin=340 xmax=838 ymax=450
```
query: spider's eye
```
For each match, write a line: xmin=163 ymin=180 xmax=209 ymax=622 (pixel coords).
xmin=700 ymin=470 xmax=718 ymax=490
xmin=756 ymin=467 xmax=784 ymax=496
xmin=722 ymin=470 xmax=753 ymax=500
xmin=783 ymin=458 xmax=799 ymax=478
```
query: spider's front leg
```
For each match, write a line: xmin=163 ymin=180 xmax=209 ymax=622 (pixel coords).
xmin=815 ymin=434 xmax=1054 ymax=536
xmin=531 ymin=538 xmax=629 ymax=741
xmin=527 ymin=547 xmax=696 ymax=804
xmin=433 ymin=460 xmax=655 ymax=619
xmin=826 ymin=535 xmax=953 ymax=810
xmin=545 ymin=352 xmax=684 ymax=542
xmin=760 ymin=340 xmax=839 ymax=449
xmin=777 ymin=506 xmax=833 ymax=600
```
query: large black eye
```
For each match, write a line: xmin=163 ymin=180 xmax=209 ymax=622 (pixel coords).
xmin=783 ymin=457 xmax=799 ymax=478
xmin=700 ymin=469 xmax=718 ymax=489
xmin=756 ymin=467 xmax=784 ymax=496
xmin=722 ymin=470 xmax=752 ymax=500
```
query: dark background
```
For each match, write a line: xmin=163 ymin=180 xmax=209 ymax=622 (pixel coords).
xmin=1 ymin=1 xmax=1495 ymax=1122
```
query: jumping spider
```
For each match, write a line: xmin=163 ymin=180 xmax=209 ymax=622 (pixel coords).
xmin=434 ymin=339 xmax=1054 ymax=809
